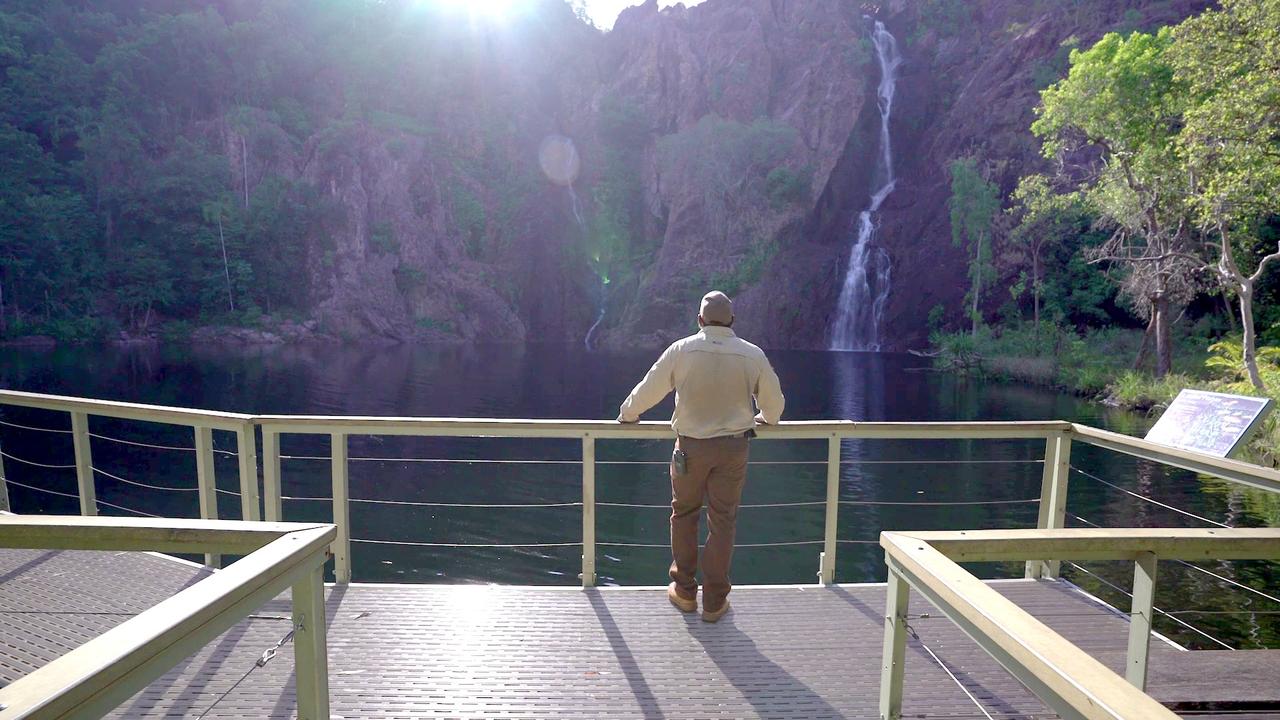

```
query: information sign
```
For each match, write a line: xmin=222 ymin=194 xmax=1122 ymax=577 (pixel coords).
xmin=1144 ymin=389 xmax=1273 ymax=458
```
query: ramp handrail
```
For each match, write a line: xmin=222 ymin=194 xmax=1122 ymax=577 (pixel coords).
xmin=0 ymin=515 xmax=336 ymax=720
xmin=878 ymin=528 xmax=1280 ymax=720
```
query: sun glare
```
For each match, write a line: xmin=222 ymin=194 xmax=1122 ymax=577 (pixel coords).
xmin=427 ymin=0 xmax=520 ymax=21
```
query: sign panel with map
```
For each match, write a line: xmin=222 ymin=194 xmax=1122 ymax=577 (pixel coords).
xmin=1144 ymin=389 xmax=1274 ymax=458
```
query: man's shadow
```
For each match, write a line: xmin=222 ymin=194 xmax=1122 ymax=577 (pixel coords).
xmin=688 ymin=614 xmax=847 ymax=720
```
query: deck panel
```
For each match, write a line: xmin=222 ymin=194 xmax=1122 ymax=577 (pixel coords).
xmin=2 ymin=548 xmax=1277 ymax=719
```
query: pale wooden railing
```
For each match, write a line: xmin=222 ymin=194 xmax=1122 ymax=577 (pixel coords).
xmin=878 ymin=528 xmax=1280 ymax=720
xmin=0 ymin=516 xmax=335 ymax=720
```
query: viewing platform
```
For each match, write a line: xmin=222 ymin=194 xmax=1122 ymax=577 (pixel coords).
xmin=2 ymin=389 xmax=1280 ymax=719
xmin=4 ymin=546 xmax=1278 ymax=719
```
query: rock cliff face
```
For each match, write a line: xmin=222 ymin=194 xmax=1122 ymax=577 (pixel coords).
xmin=256 ymin=0 xmax=1211 ymax=349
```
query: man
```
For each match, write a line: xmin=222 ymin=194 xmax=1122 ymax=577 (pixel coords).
xmin=616 ymin=291 xmax=785 ymax=622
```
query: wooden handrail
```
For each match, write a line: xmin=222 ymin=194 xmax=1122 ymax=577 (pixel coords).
xmin=254 ymin=415 xmax=1071 ymax=439
xmin=0 ymin=517 xmax=335 ymax=720
xmin=879 ymin=528 xmax=1280 ymax=720
xmin=906 ymin=527 xmax=1280 ymax=562
xmin=0 ymin=515 xmax=332 ymax=554
xmin=0 ymin=389 xmax=253 ymax=431
xmin=1071 ymin=423 xmax=1280 ymax=494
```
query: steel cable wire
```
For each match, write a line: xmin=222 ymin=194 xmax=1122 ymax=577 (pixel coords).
xmin=1070 ymin=465 xmax=1230 ymax=528
xmin=1070 ymin=512 xmax=1280 ymax=608
xmin=0 ymin=450 xmax=75 ymax=469
xmin=92 ymin=466 xmax=198 ymax=493
xmin=0 ymin=418 xmax=73 ymax=434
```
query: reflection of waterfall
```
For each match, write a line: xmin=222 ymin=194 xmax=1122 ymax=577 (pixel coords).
xmin=832 ymin=352 xmax=888 ymax=578
xmin=831 ymin=18 xmax=900 ymax=352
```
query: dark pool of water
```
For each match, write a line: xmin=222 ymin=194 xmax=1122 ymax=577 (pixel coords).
xmin=1 ymin=342 xmax=1276 ymax=649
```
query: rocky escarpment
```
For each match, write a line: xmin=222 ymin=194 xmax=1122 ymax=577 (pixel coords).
xmin=208 ymin=3 xmax=603 ymax=344
xmin=175 ymin=0 xmax=1217 ymax=349
xmin=576 ymin=0 xmax=1216 ymax=350
xmin=586 ymin=0 xmax=876 ymax=349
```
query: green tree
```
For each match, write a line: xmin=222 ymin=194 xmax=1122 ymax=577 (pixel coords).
xmin=1033 ymin=28 xmax=1201 ymax=377
xmin=1169 ymin=0 xmax=1280 ymax=389
xmin=1007 ymin=174 xmax=1088 ymax=327
xmin=949 ymin=157 xmax=1001 ymax=336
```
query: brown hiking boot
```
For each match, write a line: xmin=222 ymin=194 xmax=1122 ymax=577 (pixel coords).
xmin=701 ymin=599 xmax=731 ymax=623
xmin=668 ymin=583 xmax=696 ymax=613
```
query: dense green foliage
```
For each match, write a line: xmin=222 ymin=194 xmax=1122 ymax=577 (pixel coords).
xmin=948 ymin=157 xmax=1000 ymax=336
xmin=935 ymin=0 xmax=1280 ymax=461
xmin=0 ymin=0 xmax=603 ymax=341
xmin=0 ymin=1 xmax=356 ymax=338
xmin=587 ymin=94 xmax=651 ymax=288
xmin=947 ymin=0 xmax=1279 ymax=390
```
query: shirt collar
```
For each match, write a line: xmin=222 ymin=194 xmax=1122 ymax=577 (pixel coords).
xmin=701 ymin=325 xmax=736 ymax=338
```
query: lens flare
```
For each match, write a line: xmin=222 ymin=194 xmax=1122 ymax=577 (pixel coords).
xmin=538 ymin=135 xmax=580 ymax=187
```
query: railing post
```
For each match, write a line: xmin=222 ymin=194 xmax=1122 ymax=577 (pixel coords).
xmin=0 ymin=437 xmax=10 ymax=512
xmin=292 ymin=562 xmax=331 ymax=720
xmin=1126 ymin=551 xmax=1158 ymax=690
xmin=582 ymin=434 xmax=596 ymax=587
xmin=262 ymin=428 xmax=283 ymax=522
xmin=70 ymin=411 xmax=97 ymax=516
xmin=820 ymin=434 xmax=840 ymax=585
xmin=235 ymin=422 xmax=261 ymax=521
xmin=331 ymin=433 xmax=351 ymax=584
xmin=1027 ymin=432 xmax=1071 ymax=579
xmin=194 ymin=427 xmax=220 ymax=568
xmin=879 ymin=560 xmax=910 ymax=720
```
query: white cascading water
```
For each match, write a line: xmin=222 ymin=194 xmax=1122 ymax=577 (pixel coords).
xmin=569 ymin=183 xmax=607 ymax=351
xmin=584 ymin=285 xmax=606 ymax=350
xmin=830 ymin=18 xmax=900 ymax=352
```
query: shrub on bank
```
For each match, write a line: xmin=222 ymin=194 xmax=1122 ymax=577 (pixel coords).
xmin=931 ymin=324 xmax=1280 ymax=467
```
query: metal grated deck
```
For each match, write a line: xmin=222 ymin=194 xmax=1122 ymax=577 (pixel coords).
xmin=2 ymin=549 xmax=1278 ymax=719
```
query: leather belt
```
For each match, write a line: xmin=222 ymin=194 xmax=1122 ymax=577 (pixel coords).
xmin=679 ymin=429 xmax=756 ymax=441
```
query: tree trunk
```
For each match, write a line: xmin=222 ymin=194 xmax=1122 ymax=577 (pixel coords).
xmin=1133 ymin=313 xmax=1155 ymax=371
xmin=1154 ymin=293 xmax=1172 ymax=378
xmin=1222 ymin=289 xmax=1237 ymax=332
xmin=242 ymin=136 xmax=250 ymax=209
xmin=971 ymin=232 xmax=984 ymax=337
xmin=1239 ymin=284 xmax=1266 ymax=390
xmin=218 ymin=214 xmax=235 ymax=313
xmin=1032 ymin=244 xmax=1041 ymax=328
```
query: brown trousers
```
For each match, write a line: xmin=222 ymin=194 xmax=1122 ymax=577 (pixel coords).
xmin=669 ymin=434 xmax=749 ymax=611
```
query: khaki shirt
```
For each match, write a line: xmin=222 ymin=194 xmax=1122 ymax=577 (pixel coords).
xmin=618 ymin=326 xmax=785 ymax=438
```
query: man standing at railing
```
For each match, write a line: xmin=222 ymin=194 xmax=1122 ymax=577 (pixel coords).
xmin=617 ymin=291 xmax=785 ymax=622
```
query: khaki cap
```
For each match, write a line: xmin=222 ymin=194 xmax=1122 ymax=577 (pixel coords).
xmin=699 ymin=291 xmax=733 ymax=325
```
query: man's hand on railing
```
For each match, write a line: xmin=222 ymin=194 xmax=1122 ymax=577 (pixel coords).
xmin=617 ymin=414 xmax=638 ymax=424
xmin=754 ymin=412 xmax=771 ymax=425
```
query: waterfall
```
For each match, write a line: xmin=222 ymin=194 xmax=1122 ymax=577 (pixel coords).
xmin=584 ymin=282 xmax=607 ymax=351
xmin=568 ymin=182 xmax=585 ymax=229
xmin=568 ymin=182 xmax=607 ymax=351
xmin=830 ymin=19 xmax=901 ymax=352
